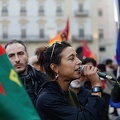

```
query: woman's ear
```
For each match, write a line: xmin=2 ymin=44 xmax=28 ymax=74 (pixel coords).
xmin=50 ymin=63 xmax=59 ymax=74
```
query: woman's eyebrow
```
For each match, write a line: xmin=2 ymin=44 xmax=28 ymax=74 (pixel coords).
xmin=67 ymin=53 xmax=76 ymax=58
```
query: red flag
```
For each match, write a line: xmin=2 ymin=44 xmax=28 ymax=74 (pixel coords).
xmin=82 ymin=39 xmax=97 ymax=60
xmin=60 ymin=18 xmax=69 ymax=41
xmin=0 ymin=45 xmax=5 ymax=56
xmin=0 ymin=83 xmax=6 ymax=96
xmin=48 ymin=18 xmax=69 ymax=46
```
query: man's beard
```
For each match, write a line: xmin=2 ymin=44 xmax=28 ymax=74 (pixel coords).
xmin=18 ymin=68 xmax=27 ymax=76
xmin=70 ymin=80 xmax=85 ymax=88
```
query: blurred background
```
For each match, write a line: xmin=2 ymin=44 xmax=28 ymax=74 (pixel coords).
xmin=0 ymin=0 xmax=118 ymax=63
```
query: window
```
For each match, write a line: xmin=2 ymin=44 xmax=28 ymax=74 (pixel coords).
xmin=78 ymin=4 xmax=83 ymax=12
xmin=20 ymin=4 xmax=26 ymax=16
xmin=98 ymin=9 xmax=103 ymax=16
xmin=38 ymin=5 xmax=44 ymax=16
xmin=39 ymin=28 xmax=45 ymax=38
xmin=21 ymin=28 xmax=26 ymax=38
xmin=99 ymin=47 xmax=105 ymax=52
xmin=2 ymin=25 xmax=8 ymax=39
xmin=56 ymin=5 xmax=63 ymax=16
xmin=79 ymin=28 xmax=84 ymax=38
xmin=3 ymin=32 xmax=8 ymax=39
xmin=2 ymin=4 xmax=8 ymax=16
xmin=98 ymin=29 xmax=104 ymax=39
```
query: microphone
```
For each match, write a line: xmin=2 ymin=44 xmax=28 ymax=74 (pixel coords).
xmin=80 ymin=65 xmax=116 ymax=81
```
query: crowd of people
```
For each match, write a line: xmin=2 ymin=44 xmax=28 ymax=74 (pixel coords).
xmin=4 ymin=39 xmax=120 ymax=120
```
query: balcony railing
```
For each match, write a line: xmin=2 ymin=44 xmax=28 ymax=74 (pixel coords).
xmin=75 ymin=10 xmax=89 ymax=17
xmin=72 ymin=35 xmax=92 ymax=42
xmin=0 ymin=35 xmax=50 ymax=42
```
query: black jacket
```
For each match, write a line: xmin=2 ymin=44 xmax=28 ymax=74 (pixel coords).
xmin=36 ymin=81 xmax=106 ymax=120
xmin=20 ymin=65 xmax=48 ymax=106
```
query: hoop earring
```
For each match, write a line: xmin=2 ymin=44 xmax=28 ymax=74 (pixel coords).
xmin=55 ymin=73 xmax=59 ymax=79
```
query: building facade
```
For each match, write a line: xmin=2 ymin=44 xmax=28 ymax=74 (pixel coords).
xmin=0 ymin=0 xmax=117 ymax=62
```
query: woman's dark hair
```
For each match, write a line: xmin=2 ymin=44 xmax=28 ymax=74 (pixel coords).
xmin=37 ymin=41 xmax=71 ymax=79
xmin=82 ymin=57 xmax=97 ymax=67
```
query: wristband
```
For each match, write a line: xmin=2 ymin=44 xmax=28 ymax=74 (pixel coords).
xmin=92 ymin=86 xmax=102 ymax=93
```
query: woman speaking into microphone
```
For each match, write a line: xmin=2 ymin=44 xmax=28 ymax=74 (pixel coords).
xmin=36 ymin=41 xmax=105 ymax=120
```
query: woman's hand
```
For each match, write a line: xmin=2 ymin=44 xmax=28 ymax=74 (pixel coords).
xmin=83 ymin=65 xmax=101 ymax=87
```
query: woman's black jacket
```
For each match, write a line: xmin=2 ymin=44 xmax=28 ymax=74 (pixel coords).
xmin=36 ymin=81 xmax=105 ymax=120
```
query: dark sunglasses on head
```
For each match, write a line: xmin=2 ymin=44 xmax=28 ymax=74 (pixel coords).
xmin=50 ymin=42 xmax=62 ymax=63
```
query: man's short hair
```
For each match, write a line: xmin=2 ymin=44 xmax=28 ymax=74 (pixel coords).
xmin=4 ymin=39 xmax=27 ymax=52
xmin=105 ymin=59 xmax=113 ymax=65
xmin=97 ymin=64 xmax=106 ymax=72
xmin=82 ymin=57 xmax=97 ymax=67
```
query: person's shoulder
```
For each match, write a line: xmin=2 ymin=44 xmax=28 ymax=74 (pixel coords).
xmin=36 ymin=91 xmax=60 ymax=114
xmin=35 ymin=70 xmax=46 ymax=76
xmin=37 ymin=81 xmax=62 ymax=103
xmin=39 ymin=81 xmax=65 ymax=97
xmin=36 ymin=86 xmax=51 ymax=108
xmin=36 ymin=70 xmax=49 ymax=81
xmin=34 ymin=68 xmax=46 ymax=76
